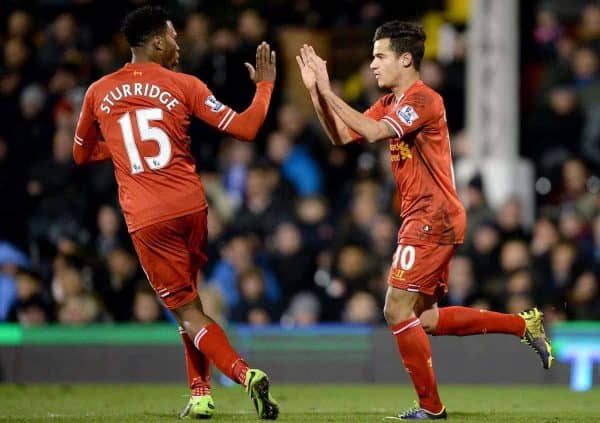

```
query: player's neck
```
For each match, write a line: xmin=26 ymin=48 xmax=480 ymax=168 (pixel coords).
xmin=391 ymin=72 xmax=420 ymax=98
xmin=130 ymin=48 xmax=160 ymax=66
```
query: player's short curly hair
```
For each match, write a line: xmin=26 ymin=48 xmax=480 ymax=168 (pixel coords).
xmin=121 ymin=6 xmax=169 ymax=48
xmin=373 ymin=21 xmax=426 ymax=71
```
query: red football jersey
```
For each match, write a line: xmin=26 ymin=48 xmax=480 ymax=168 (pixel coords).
xmin=362 ymin=80 xmax=466 ymax=244
xmin=75 ymin=62 xmax=268 ymax=232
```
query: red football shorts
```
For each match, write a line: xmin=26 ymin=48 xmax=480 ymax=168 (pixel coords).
xmin=130 ymin=210 xmax=208 ymax=310
xmin=387 ymin=240 xmax=458 ymax=299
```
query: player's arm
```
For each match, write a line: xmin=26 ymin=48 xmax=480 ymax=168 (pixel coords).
xmin=190 ymin=42 xmax=276 ymax=142
xmin=303 ymin=46 xmax=395 ymax=144
xmin=72 ymin=85 xmax=112 ymax=165
xmin=73 ymin=134 xmax=112 ymax=165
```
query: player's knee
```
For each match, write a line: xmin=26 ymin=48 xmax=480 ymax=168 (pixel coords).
xmin=383 ymin=300 xmax=414 ymax=325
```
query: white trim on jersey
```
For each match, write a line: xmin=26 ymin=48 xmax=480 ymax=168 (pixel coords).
xmin=221 ymin=111 xmax=236 ymax=130
xmin=218 ymin=109 xmax=236 ymax=130
xmin=381 ymin=116 xmax=404 ymax=138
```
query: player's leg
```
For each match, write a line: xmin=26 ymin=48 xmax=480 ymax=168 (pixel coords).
xmin=178 ymin=324 xmax=214 ymax=419
xmin=178 ymin=258 xmax=214 ymax=419
xmin=384 ymin=241 xmax=456 ymax=420
xmin=131 ymin=213 xmax=278 ymax=419
xmin=172 ymin=297 xmax=279 ymax=420
xmin=419 ymin=298 xmax=553 ymax=368
xmin=384 ymin=286 xmax=446 ymax=420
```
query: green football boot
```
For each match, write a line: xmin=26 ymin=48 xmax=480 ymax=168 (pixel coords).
xmin=518 ymin=307 xmax=554 ymax=369
xmin=178 ymin=395 xmax=215 ymax=419
xmin=245 ymin=368 xmax=279 ymax=420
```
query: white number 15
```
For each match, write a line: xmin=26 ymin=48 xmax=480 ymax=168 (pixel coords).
xmin=117 ymin=108 xmax=172 ymax=174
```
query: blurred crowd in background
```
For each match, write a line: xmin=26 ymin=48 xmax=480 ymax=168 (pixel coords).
xmin=1 ymin=0 xmax=599 ymax=327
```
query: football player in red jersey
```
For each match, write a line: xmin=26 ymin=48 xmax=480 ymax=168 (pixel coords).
xmin=73 ymin=6 xmax=278 ymax=420
xmin=297 ymin=21 xmax=553 ymax=420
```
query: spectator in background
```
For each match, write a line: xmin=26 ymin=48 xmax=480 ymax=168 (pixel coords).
xmin=336 ymin=180 xmax=380 ymax=247
xmin=444 ymin=255 xmax=476 ymax=306
xmin=269 ymin=221 xmax=316 ymax=306
xmin=547 ymin=241 xmax=578 ymax=305
xmin=37 ymin=13 xmax=91 ymax=73
xmin=233 ymin=162 xmax=292 ymax=236
xmin=133 ymin=285 xmax=166 ymax=323
xmin=99 ymin=248 xmax=140 ymax=321
xmin=342 ymin=291 xmax=381 ymax=324
xmin=526 ymin=85 xmax=583 ymax=182
xmin=467 ymin=221 xmax=502 ymax=286
xmin=0 ymin=241 xmax=30 ymax=320
xmin=294 ymin=195 xmax=334 ymax=253
xmin=567 ymin=271 xmax=600 ymax=320
xmin=266 ymin=130 xmax=323 ymax=196
xmin=209 ymin=233 xmax=280 ymax=311
xmin=559 ymin=158 xmax=597 ymax=219
xmin=58 ymin=294 xmax=103 ymax=325
xmin=495 ymin=196 xmax=528 ymax=242
xmin=461 ymin=175 xmax=494 ymax=247
xmin=0 ymin=135 xmax=28 ymax=249
xmin=96 ymin=205 xmax=125 ymax=259
xmin=8 ymin=269 xmax=53 ymax=324
xmin=13 ymin=84 xmax=51 ymax=162
xmin=178 ymin=13 xmax=210 ymax=75
xmin=7 ymin=10 xmax=33 ymax=41
xmin=533 ymin=6 xmax=564 ymax=62
xmin=220 ymin=138 xmax=255 ymax=209
xmin=27 ymin=128 xmax=87 ymax=247
xmin=369 ymin=212 xmax=398 ymax=267
xmin=281 ymin=291 xmax=321 ymax=326
xmin=231 ymin=267 xmax=278 ymax=325
xmin=277 ymin=103 xmax=325 ymax=166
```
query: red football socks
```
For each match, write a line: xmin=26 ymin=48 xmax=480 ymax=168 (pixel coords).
xmin=193 ymin=323 xmax=249 ymax=386
xmin=391 ymin=317 xmax=444 ymax=414
xmin=179 ymin=327 xmax=211 ymax=396
xmin=433 ymin=306 xmax=526 ymax=337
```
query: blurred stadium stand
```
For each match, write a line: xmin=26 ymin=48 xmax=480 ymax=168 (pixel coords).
xmin=0 ymin=0 xmax=599 ymax=331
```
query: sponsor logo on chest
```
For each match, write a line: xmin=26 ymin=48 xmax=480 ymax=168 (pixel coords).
xmin=389 ymin=140 xmax=413 ymax=162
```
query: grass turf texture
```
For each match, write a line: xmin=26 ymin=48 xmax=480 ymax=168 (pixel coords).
xmin=1 ymin=384 xmax=598 ymax=422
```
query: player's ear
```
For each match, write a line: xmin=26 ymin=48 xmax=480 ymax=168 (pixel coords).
xmin=401 ymin=53 xmax=413 ymax=68
xmin=153 ymin=35 xmax=164 ymax=51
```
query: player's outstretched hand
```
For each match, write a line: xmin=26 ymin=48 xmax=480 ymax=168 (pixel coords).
xmin=302 ymin=45 xmax=331 ymax=94
xmin=245 ymin=41 xmax=276 ymax=84
xmin=297 ymin=44 xmax=317 ymax=91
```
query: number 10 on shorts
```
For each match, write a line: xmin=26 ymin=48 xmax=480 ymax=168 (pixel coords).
xmin=391 ymin=244 xmax=416 ymax=280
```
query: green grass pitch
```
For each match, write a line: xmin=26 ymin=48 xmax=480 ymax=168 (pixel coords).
xmin=1 ymin=384 xmax=598 ymax=422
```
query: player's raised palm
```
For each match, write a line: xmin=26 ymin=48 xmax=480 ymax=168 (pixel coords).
xmin=296 ymin=44 xmax=317 ymax=91
xmin=245 ymin=41 xmax=276 ymax=84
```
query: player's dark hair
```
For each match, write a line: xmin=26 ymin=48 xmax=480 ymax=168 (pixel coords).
xmin=373 ymin=21 xmax=426 ymax=71
xmin=121 ymin=6 xmax=169 ymax=48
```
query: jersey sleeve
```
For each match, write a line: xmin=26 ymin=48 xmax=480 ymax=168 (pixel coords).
xmin=73 ymin=85 xmax=109 ymax=165
xmin=186 ymin=76 xmax=273 ymax=142
xmin=187 ymin=76 xmax=238 ymax=132
xmin=348 ymin=97 xmax=387 ymax=141
xmin=381 ymin=91 xmax=440 ymax=139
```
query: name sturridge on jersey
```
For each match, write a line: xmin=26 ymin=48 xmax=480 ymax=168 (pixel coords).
xmin=100 ymin=82 xmax=180 ymax=114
